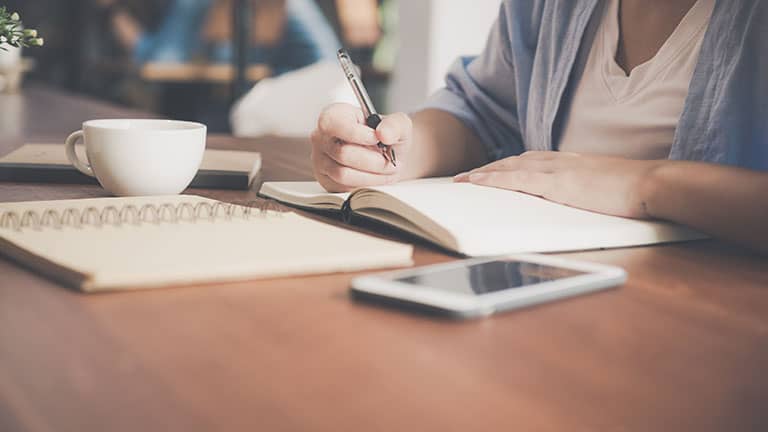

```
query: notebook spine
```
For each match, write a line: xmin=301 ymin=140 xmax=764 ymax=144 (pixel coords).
xmin=0 ymin=200 xmax=284 ymax=232
xmin=340 ymin=198 xmax=354 ymax=224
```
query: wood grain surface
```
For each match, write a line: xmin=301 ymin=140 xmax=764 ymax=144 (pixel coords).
xmin=0 ymin=84 xmax=766 ymax=432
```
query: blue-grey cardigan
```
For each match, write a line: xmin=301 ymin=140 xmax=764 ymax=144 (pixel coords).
xmin=425 ymin=0 xmax=767 ymax=170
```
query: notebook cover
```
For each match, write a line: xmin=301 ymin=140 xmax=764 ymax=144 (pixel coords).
xmin=0 ymin=145 xmax=261 ymax=190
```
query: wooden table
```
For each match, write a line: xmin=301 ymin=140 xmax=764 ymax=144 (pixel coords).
xmin=1 ymin=84 xmax=767 ymax=432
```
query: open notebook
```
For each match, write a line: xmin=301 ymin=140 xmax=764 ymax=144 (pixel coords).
xmin=259 ymin=178 xmax=706 ymax=256
xmin=0 ymin=195 xmax=413 ymax=292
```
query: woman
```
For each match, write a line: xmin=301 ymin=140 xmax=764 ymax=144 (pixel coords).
xmin=311 ymin=0 xmax=768 ymax=253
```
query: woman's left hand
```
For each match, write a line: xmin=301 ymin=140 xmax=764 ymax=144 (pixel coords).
xmin=454 ymin=151 xmax=665 ymax=219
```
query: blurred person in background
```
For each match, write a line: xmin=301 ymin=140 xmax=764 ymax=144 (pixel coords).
xmin=96 ymin=0 xmax=341 ymax=75
xmin=333 ymin=0 xmax=380 ymax=52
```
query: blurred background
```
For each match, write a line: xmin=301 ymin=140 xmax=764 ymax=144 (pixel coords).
xmin=2 ymin=0 xmax=500 ymax=135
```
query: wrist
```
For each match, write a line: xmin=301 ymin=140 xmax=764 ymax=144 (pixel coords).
xmin=638 ymin=160 xmax=678 ymax=220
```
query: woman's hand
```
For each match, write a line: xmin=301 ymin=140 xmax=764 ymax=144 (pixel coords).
xmin=311 ymin=103 xmax=412 ymax=192
xmin=454 ymin=151 xmax=665 ymax=218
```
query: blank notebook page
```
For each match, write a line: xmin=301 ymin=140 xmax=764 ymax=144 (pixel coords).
xmin=366 ymin=182 xmax=705 ymax=255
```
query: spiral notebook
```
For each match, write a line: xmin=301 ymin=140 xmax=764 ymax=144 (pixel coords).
xmin=259 ymin=178 xmax=706 ymax=256
xmin=0 ymin=195 xmax=413 ymax=292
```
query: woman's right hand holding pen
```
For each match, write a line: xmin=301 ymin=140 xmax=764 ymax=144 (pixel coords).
xmin=311 ymin=103 xmax=413 ymax=192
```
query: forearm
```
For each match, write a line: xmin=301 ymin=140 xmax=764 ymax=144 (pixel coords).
xmin=642 ymin=161 xmax=768 ymax=253
xmin=402 ymin=109 xmax=488 ymax=180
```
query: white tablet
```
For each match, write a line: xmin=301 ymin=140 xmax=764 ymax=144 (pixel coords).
xmin=350 ymin=254 xmax=626 ymax=319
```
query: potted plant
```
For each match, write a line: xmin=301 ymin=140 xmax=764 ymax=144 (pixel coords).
xmin=0 ymin=7 xmax=43 ymax=70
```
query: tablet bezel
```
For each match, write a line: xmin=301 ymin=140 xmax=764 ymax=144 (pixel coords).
xmin=350 ymin=254 xmax=627 ymax=318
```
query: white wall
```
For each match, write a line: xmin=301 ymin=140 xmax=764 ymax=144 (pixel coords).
xmin=388 ymin=0 xmax=502 ymax=112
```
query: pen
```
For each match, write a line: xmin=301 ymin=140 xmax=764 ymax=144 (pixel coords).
xmin=337 ymin=49 xmax=397 ymax=166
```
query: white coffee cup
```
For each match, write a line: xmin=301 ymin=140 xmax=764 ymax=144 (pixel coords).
xmin=65 ymin=119 xmax=206 ymax=196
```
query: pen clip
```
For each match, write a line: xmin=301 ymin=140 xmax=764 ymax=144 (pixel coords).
xmin=338 ymin=49 xmax=377 ymax=118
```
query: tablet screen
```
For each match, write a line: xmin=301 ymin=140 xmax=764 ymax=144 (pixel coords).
xmin=395 ymin=260 xmax=587 ymax=296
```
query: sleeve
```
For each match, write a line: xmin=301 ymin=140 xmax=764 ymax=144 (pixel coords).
xmin=421 ymin=2 xmax=525 ymax=162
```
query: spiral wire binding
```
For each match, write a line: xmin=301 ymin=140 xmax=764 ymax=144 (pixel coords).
xmin=0 ymin=200 xmax=285 ymax=232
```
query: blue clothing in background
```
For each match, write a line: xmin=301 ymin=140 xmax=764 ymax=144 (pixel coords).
xmin=135 ymin=0 xmax=339 ymax=75
xmin=424 ymin=0 xmax=768 ymax=171
xmin=134 ymin=0 xmax=207 ymax=64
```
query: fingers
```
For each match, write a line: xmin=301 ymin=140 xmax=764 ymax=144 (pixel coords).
xmin=312 ymin=104 xmax=411 ymax=192
xmin=313 ymin=151 xmax=397 ymax=192
xmin=315 ymin=104 xmax=414 ymax=148
xmin=376 ymin=112 xmax=413 ymax=145
xmin=453 ymin=151 xmax=580 ymax=182
xmin=475 ymin=158 xmax=555 ymax=174
xmin=454 ymin=158 xmax=551 ymax=182
xmin=467 ymin=170 xmax=554 ymax=198
xmin=518 ymin=150 xmax=579 ymax=160
xmin=454 ymin=151 xmax=583 ymax=197
xmin=317 ymin=173 xmax=354 ymax=193
xmin=317 ymin=103 xmax=379 ymax=146
xmin=321 ymin=136 xmax=396 ymax=175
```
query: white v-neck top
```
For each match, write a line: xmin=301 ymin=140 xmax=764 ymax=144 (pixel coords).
xmin=557 ymin=0 xmax=715 ymax=159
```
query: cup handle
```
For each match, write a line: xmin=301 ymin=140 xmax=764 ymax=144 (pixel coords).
xmin=64 ymin=130 xmax=94 ymax=177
